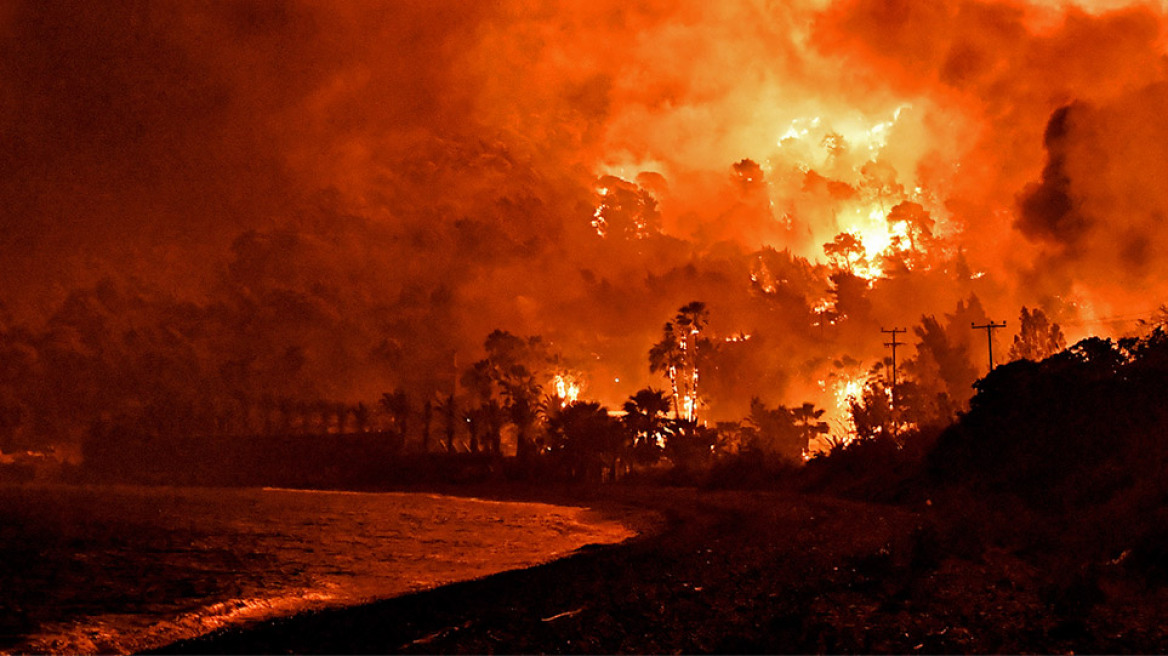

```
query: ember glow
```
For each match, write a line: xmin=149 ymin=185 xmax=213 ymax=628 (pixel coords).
xmin=1 ymin=0 xmax=1167 ymax=459
xmin=551 ymin=374 xmax=582 ymax=407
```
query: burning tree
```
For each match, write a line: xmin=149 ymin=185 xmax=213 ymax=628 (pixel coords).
xmin=591 ymin=174 xmax=662 ymax=240
xmin=824 ymin=232 xmax=869 ymax=274
xmin=648 ymin=301 xmax=711 ymax=422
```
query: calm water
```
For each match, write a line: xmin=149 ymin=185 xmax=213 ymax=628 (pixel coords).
xmin=0 ymin=484 xmax=637 ymax=655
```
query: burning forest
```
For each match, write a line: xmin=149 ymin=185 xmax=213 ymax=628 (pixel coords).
xmin=7 ymin=0 xmax=1168 ymax=652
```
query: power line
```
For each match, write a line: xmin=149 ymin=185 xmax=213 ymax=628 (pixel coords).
xmin=972 ymin=320 xmax=1007 ymax=373
xmin=882 ymin=327 xmax=905 ymax=439
xmin=1057 ymin=309 xmax=1164 ymax=327
xmin=881 ymin=327 xmax=906 ymax=392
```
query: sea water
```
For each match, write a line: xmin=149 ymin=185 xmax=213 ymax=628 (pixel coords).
xmin=0 ymin=484 xmax=636 ymax=655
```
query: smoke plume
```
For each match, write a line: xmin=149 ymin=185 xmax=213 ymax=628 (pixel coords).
xmin=1 ymin=0 xmax=1166 ymax=450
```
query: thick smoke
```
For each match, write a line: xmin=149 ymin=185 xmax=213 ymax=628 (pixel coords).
xmin=1016 ymin=105 xmax=1091 ymax=249
xmin=1 ymin=0 xmax=1166 ymax=453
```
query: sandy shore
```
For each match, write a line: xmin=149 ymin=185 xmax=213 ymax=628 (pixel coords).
xmin=149 ymin=486 xmax=1168 ymax=654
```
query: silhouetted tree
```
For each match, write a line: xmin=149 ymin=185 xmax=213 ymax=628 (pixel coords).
xmin=509 ymin=394 xmax=538 ymax=460
xmin=712 ymin=420 xmax=745 ymax=456
xmin=849 ymin=365 xmax=895 ymax=441
xmin=792 ymin=402 xmax=829 ymax=453
xmin=482 ymin=399 xmax=505 ymax=455
xmin=665 ymin=419 xmax=717 ymax=474
xmin=824 ymin=232 xmax=868 ymax=272
xmin=547 ymin=401 xmax=626 ymax=482
xmin=622 ymin=387 xmax=671 ymax=464
xmin=439 ymin=393 xmax=457 ymax=452
xmin=420 ymin=398 xmax=432 ymax=453
xmin=1009 ymin=306 xmax=1066 ymax=362
xmin=905 ymin=313 xmax=978 ymax=420
xmin=887 ymin=201 xmax=935 ymax=253
xmin=379 ymin=390 xmax=410 ymax=439
xmin=828 ymin=270 xmax=873 ymax=322
xmin=462 ymin=330 xmax=555 ymax=457
xmin=463 ymin=405 xmax=482 ymax=454
xmin=929 ymin=333 xmax=1160 ymax=511
xmin=743 ymin=397 xmax=804 ymax=462
xmin=352 ymin=402 xmax=371 ymax=433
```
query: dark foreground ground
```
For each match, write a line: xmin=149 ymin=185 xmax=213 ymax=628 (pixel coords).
xmin=151 ymin=486 xmax=1168 ymax=654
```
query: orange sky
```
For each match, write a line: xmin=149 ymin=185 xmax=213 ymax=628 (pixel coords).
xmin=2 ymin=0 xmax=1167 ymax=430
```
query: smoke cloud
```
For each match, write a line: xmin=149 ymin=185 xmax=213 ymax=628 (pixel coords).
xmin=1 ymin=0 xmax=1167 ymax=449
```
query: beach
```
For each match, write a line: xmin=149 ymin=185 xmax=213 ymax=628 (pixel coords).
xmin=150 ymin=485 xmax=1168 ymax=655
xmin=0 ymin=484 xmax=640 ymax=655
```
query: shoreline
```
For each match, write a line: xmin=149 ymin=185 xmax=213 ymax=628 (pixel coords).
xmin=2 ymin=482 xmax=663 ymax=656
xmin=148 ymin=488 xmax=929 ymax=654
xmin=141 ymin=483 xmax=681 ymax=655
xmin=145 ymin=485 xmax=1168 ymax=654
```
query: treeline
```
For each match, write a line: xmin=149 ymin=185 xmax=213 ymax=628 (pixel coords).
xmin=72 ymin=298 xmax=1076 ymax=489
xmin=0 ymin=184 xmax=998 ymax=462
xmin=75 ymin=301 xmax=837 ymax=487
xmin=791 ymin=325 xmax=1168 ymax=610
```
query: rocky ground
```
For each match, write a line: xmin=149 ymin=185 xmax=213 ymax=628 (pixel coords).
xmin=151 ymin=486 xmax=1168 ymax=654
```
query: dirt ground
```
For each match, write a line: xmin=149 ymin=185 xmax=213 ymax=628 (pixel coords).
xmin=151 ymin=486 xmax=1168 ymax=654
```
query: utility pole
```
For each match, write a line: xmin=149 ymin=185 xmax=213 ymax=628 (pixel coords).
xmin=881 ymin=327 xmax=906 ymax=391
xmin=882 ymin=327 xmax=905 ymax=439
xmin=971 ymin=320 xmax=1007 ymax=373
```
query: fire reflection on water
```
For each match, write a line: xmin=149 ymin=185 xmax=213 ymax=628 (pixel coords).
xmin=0 ymin=484 xmax=637 ymax=655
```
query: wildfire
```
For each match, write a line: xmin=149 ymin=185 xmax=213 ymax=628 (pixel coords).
xmin=590 ymin=176 xmax=660 ymax=239
xmin=807 ymin=371 xmax=868 ymax=454
xmin=777 ymin=105 xmax=910 ymax=170
xmin=813 ymin=297 xmax=837 ymax=326
xmin=833 ymin=375 xmax=864 ymax=422
xmin=551 ymin=373 xmax=581 ymax=406
xmin=591 ymin=187 xmax=608 ymax=237
xmin=776 ymin=105 xmax=943 ymax=283
xmin=826 ymin=204 xmax=919 ymax=282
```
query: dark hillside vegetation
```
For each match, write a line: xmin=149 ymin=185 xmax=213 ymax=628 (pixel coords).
xmin=920 ymin=330 xmax=1168 ymax=587
xmin=929 ymin=334 xmax=1166 ymax=510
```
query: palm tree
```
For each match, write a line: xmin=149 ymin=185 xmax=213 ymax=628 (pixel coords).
xmin=439 ymin=393 xmax=457 ymax=452
xmin=352 ymin=402 xmax=371 ymax=433
xmin=482 ymin=399 xmax=505 ymax=455
xmin=744 ymin=397 xmax=801 ymax=462
xmin=622 ymin=387 xmax=671 ymax=464
xmin=649 ymin=322 xmax=684 ymax=418
xmin=500 ymin=365 xmax=541 ymax=459
xmin=509 ymin=393 xmax=539 ymax=460
xmin=420 ymin=398 xmax=433 ymax=453
xmin=463 ymin=405 xmax=482 ymax=453
xmin=791 ymin=402 xmax=827 ymax=458
xmin=379 ymin=390 xmax=410 ymax=437
xmin=674 ymin=301 xmax=709 ymax=422
xmin=547 ymin=401 xmax=626 ymax=482
xmin=649 ymin=302 xmax=711 ymax=422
